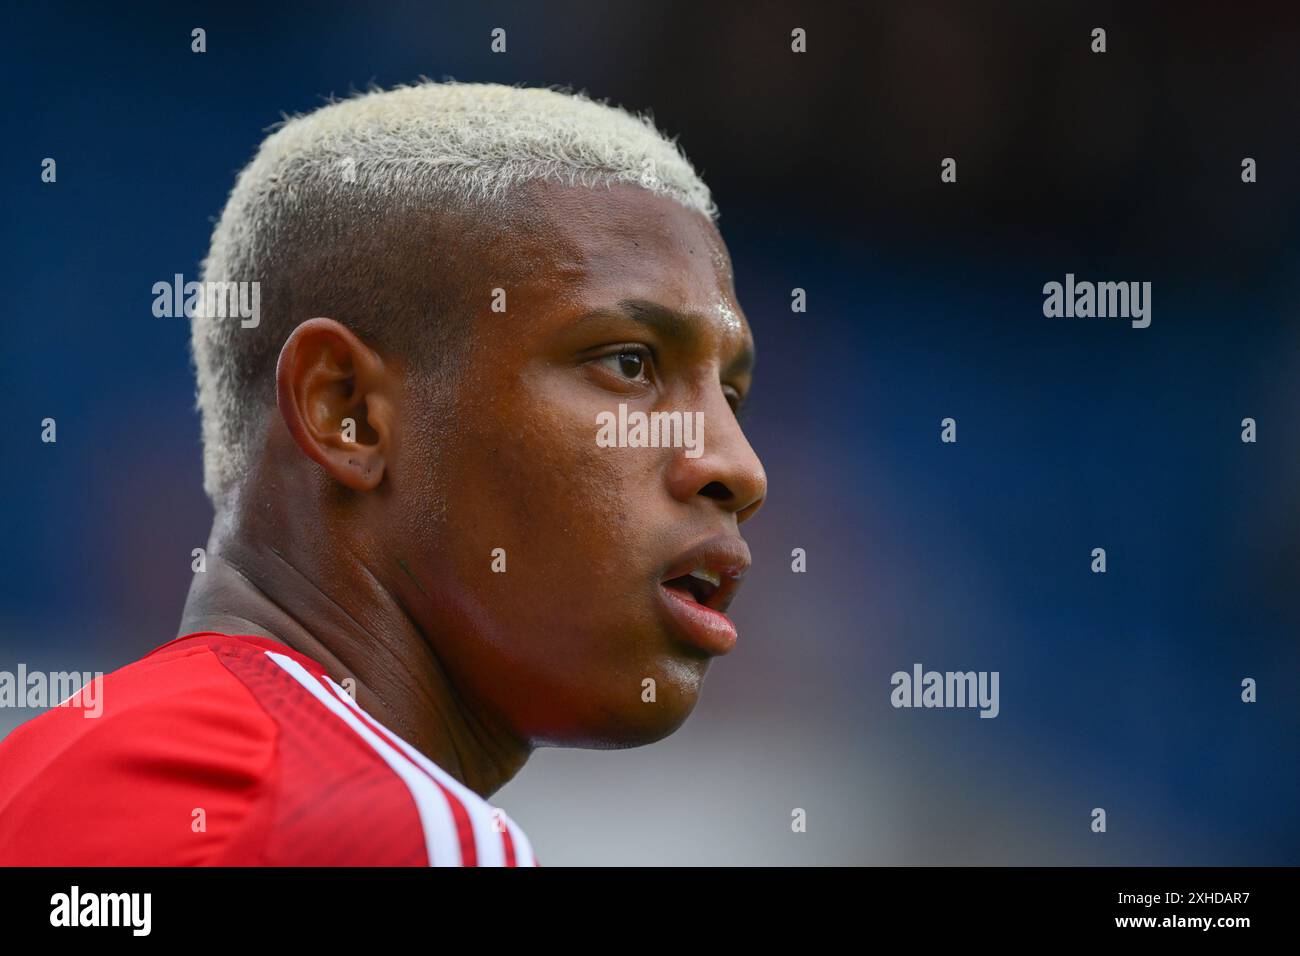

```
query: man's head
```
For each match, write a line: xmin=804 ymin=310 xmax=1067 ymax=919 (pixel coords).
xmin=193 ymin=81 xmax=766 ymax=749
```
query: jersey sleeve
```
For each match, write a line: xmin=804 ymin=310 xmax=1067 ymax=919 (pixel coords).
xmin=0 ymin=646 xmax=276 ymax=866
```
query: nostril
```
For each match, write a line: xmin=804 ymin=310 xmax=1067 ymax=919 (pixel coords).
xmin=698 ymin=481 xmax=731 ymax=502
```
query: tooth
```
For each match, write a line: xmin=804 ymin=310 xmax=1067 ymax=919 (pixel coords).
xmin=688 ymin=568 xmax=721 ymax=588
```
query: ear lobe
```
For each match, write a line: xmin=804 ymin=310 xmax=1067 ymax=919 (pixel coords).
xmin=275 ymin=318 xmax=393 ymax=493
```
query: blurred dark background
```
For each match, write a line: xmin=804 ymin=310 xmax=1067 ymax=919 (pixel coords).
xmin=3 ymin=0 xmax=1298 ymax=863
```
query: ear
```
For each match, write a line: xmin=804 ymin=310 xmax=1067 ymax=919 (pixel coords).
xmin=275 ymin=318 xmax=396 ymax=492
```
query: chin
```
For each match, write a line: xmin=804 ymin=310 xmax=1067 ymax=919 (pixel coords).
xmin=534 ymin=672 xmax=705 ymax=750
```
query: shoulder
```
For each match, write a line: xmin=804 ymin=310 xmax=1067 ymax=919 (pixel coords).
xmin=246 ymin=646 xmax=538 ymax=866
xmin=0 ymin=633 xmax=538 ymax=866
xmin=0 ymin=634 xmax=277 ymax=864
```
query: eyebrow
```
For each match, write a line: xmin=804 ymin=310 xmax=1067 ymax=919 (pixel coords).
xmin=610 ymin=298 xmax=756 ymax=377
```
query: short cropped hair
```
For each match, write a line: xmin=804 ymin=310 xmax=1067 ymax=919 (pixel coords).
xmin=193 ymin=80 xmax=715 ymax=503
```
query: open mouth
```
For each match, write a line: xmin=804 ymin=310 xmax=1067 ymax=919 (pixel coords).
xmin=661 ymin=567 xmax=723 ymax=609
xmin=656 ymin=536 xmax=750 ymax=655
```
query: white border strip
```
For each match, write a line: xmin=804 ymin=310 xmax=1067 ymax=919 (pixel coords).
xmin=265 ymin=651 xmax=462 ymax=867
xmin=321 ymin=674 xmax=509 ymax=867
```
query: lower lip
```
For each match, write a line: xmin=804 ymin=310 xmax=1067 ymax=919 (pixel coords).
xmin=658 ymin=585 xmax=738 ymax=656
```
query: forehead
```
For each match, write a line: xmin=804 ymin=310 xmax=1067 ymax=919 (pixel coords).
xmin=499 ymin=181 xmax=743 ymax=328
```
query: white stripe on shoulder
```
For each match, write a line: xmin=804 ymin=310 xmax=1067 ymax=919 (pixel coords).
xmin=496 ymin=809 xmax=537 ymax=867
xmin=319 ymin=673 xmax=514 ymax=867
xmin=264 ymin=651 xmax=462 ymax=867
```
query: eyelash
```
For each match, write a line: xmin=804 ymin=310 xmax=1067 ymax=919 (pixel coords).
xmin=589 ymin=345 xmax=746 ymax=416
xmin=597 ymin=345 xmax=653 ymax=381
xmin=590 ymin=345 xmax=655 ymax=390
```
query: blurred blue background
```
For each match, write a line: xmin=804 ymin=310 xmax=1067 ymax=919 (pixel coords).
xmin=2 ymin=0 xmax=1298 ymax=864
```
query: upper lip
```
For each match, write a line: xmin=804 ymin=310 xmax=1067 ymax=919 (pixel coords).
xmin=660 ymin=535 xmax=751 ymax=614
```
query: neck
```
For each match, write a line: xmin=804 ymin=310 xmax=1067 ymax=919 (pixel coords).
xmin=179 ymin=502 xmax=531 ymax=799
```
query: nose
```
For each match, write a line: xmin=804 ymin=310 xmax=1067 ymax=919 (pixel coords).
xmin=665 ymin=389 xmax=766 ymax=524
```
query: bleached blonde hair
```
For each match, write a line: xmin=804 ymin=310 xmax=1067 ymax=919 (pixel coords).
xmin=193 ymin=80 xmax=716 ymax=503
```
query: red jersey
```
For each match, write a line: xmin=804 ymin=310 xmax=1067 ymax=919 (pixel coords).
xmin=0 ymin=632 xmax=537 ymax=866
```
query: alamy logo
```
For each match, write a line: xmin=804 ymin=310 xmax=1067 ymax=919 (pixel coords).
xmin=596 ymin=403 xmax=704 ymax=458
xmin=1042 ymin=273 xmax=1151 ymax=328
xmin=50 ymin=886 xmax=151 ymax=936
xmin=890 ymin=663 xmax=1000 ymax=718
xmin=0 ymin=665 xmax=103 ymax=718
xmin=152 ymin=273 xmax=261 ymax=328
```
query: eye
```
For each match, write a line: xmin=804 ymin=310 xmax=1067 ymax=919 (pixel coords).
xmin=723 ymin=386 xmax=744 ymax=417
xmin=596 ymin=349 xmax=651 ymax=382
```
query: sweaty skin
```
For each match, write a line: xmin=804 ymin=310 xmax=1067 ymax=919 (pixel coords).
xmin=180 ymin=181 xmax=767 ymax=798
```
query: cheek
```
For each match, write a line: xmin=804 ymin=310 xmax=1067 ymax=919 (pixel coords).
xmin=494 ymin=432 xmax=640 ymax=654
xmin=415 ymin=393 xmax=632 ymax=608
xmin=488 ymin=397 xmax=637 ymax=562
xmin=395 ymin=395 xmax=705 ymax=744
